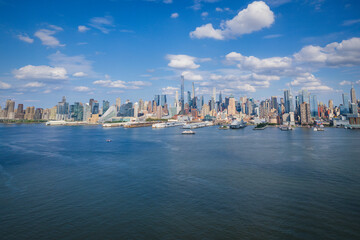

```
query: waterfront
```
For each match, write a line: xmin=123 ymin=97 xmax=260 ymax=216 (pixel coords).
xmin=1 ymin=124 xmax=360 ymax=239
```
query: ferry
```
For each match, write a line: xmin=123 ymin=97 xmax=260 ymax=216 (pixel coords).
xmin=229 ymin=120 xmax=247 ymax=129
xmin=182 ymin=130 xmax=195 ymax=135
xmin=280 ymin=125 xmax=293 ymax=131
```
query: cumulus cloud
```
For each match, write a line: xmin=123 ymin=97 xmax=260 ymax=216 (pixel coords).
xmin=24 ymin=82 xmax=46 ymax=88
xmin=74 ymin=86 xmax=91 ymax=92
xmin=181 ymin=71 xmax=203 ymax=81
xmin=17 ymin=34 xmax=34 ymax=43
xmin=93 ymin=79 xmax=151 ymax=89
xmin=0 ymin=81 xmax=11 ymax=89
xmin=201 ymin=12 xmax=209 ymax=17
xmin=73 ymin=72 xmax=87 ymax=77
xmin=89 ymin=16 xmax=114 ymax=34
xmin=290 ymin=73 xmax=332 ymax=91
xmin=34 ymin=25 xmax=65 ymax=47
xmin=13 ymin=65 xmax=68 ymax=80
xmin=226 ymin=52 xmax=292 ymax=72
xmin=78 ymin=25 xmax=90 ymax=32
xmin=190 ymin=1 xmax=274 ymax=40
xmin=166 ymin=54 xmax=200 ymax=69
xmin=294 ymin=37 xmax=360 ymax=67
xmin=162 ymin=86 xmax=179 ymax=95
xmin=171 ymin=13 xmax=179 ymax=18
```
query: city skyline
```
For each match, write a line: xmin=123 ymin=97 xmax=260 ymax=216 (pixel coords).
xmin=1 ymin=0 xmax=360 ymax=108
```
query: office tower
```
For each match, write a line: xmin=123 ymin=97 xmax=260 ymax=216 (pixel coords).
xmin=300 ymin=102 xmax=311 ymax=125
xmin=284 ymin=90 xmax=294 ymax=113
xmin=71 ymin=102 xmax=84 ymax=121
xmin=154 ymin=95 xmax=160 ymax=107
xmin=15 ymin=104 xmax=24 ymax=119
xmin=228 ymin=96 xmax=236 ymax=115
xmin=187 ymin=91 xmax=192 ymax=108
xmin=34 ymin=108 xmax=43 ymax=120
xmin=201 ymin=95 xmax=204 ymax=107
xmin=116 ymin=97 xmax=121 ymax=112
xmin=309 ymin=94 xmax=318 ymax=118
xmin=211 ymin=87 xmax=216 ymax=111
xmin=57 ymin=96 xmax=69 ymax=120
xmin=271 ymin=96 xmax=278 ymax=111
xmin=139 ymin=99 xmax=144 ymax=111
xmin=342 ymin=93 xmax=350 ymax=113
xmin=24 ymin=106 xmax=35 ymax=120
xmin=350 ymin=103 xmax=358 ymax=115
xmin=92 ymin=101 xmax=99 ymax=114
xmin=5 ymin=99 xmax=15 ymax=119
xmin=219 ymin=91 xmax=222 ymax=104
xmin=329 ymin=100 xmax=334 ymax=109
xmin=134 ymin=102 xmax=139 ymax=118
xmin=161 ymin=95 xmax=167 ymax=107
xmin=83 ymin=103 xmax=91 ymax=122
xmin=350 ymin=84 xmax=356 ymax=104
xmin=181 ymin=75 xmax=185 ymax=114
xmin=103 ymin=100 xmax=110 ymax=114
xmin=118 ymin=101 xmax=134 ymax=117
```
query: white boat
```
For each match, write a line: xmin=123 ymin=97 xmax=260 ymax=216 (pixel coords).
xmin=280 ymin=125 xmax=293 ymax=131
xmin=182 ymin=130 xmax=195 ymax=134
xmin=229 ymin=120 xmax=246 ymax=129
xmin=314 ymin=127 xmax=324 ymax=131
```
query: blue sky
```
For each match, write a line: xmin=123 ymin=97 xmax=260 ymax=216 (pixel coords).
xmin=0 ymin=0 xmax=359 ymax=108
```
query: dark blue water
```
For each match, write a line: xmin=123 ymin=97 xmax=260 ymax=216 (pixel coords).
xmin=1 ymin=124 xmax=360 ymax=240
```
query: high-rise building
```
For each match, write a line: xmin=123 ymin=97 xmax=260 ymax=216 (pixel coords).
xmin=271 ymin=96 xmax=278 ymax=111
xmin=57 ymin=96 xmax=69 ymax=120
xmin=350 ymin=84 xmax=356 ymax=104
xmin=284 ymin=90 xmax=294 ymax=113
xmin=228 ymin=96 xmax=236 ymax=115
xmin=161 ymin=95 xmax=167 ymax=107
xmin=103 ymin=100 xmax=110 ymax=114
xmin=180 ymin=75 xmax=185 ymax=114
xmin=5 ymin=99 xmax=15 ymax=119
xmin=15 ymin=104 xmax=24 ymax=119
xmin=134 ymin=102 xmax=139 ymax=118
xmin=300 ymin=102 xmax=311 ymax=125
xmin=191 ymin=82 xmax=195 ymax=99
xmin=309 ymin=94 xmax=318 ymax=118
xmin=116 ymin=97 xmax=121 ymax=112
xmin=328 ymin=100 xmax=334 ymax=109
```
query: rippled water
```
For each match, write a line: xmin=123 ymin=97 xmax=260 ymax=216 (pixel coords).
xmin=0 ymin=124 xmax=360 ymax=239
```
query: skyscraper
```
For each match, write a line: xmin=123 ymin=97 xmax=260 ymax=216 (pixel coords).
xmin=284 ymin=90 xmax=294 ymax=113
xmin=270 ymin=96 xmax=278 ymax=111
xmin=161 ymin=95 xmax=167 ymax=107
xmin=228 ymin=96 xmax=236 ymax=115
xmin=116 ymin=97 xmax=121 ymax=112
xmin=350 ymin=84 xmax=356 ymax=104
xmin=309 ymin=94 xmax=318 ymax=118
xmin=192 ymin=82 xmax=195 ymax=99
xmin=300 ymin=102 xmax=311 ymax=125
xmin=103 ymin=100 xmax=110 ymax=114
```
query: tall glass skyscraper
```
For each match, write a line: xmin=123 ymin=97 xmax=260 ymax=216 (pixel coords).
xmin=284 ymin=90 xmax=294 ymax=113
xmin=180 ymin=75 xmax=184 ymax=114
xmin=309 ymin=94 xmax=318 ymax=118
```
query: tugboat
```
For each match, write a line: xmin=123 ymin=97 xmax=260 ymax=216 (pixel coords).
xmin=229 ymin=119 xmax=247 ymax=129
xmin=182 ymin=130 xmax=195 ymax=135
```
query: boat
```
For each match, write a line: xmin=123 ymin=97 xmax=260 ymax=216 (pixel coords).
xmin=106 ymin=139 xmax=112 ymax=142
xmin=313 ymin=127 xmax=324 ymax=131
xmin=280 ymin=125 xmax=293 ymax=131
xmin=219 ymin=125 xmax=229 ymax=130
xmin=182 ymin=130 xmax=195 ymax=135
xmin=229 ymin=120 xmax=247 ymax=129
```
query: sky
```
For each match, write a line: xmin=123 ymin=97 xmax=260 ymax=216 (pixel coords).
xmin=0 ymin=0 xmax=360 ymax=108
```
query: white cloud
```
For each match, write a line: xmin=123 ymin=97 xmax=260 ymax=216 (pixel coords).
xmin=201 ymin=12 xmax=209 ymax=17
xmin=89 ymin=16 xmax=114 ymax=34
xmin=49 ymin=51 xmax=93 ymax=76
xmin=13 ymin=65 xmax=68 ymax=80
xmin=74 ymin=86 xmax=91 ymax=92
xmin=93 ymin=79 xmax=151 ymax=89
xmin=78 ymin=25 xmax=90 ymax=32
xmin=166 ymin=54 xmax=200 ymax=69
xmin=290 ymin=73 xmax=333 ymax=91
xmin=342 ymin=19 xmax=360 ymax=26
xmin=226 ymin=52 xmax=292 ymax=72
xmin=162 ymin=86 xmax=179 ymax=95
xmin=34 ymin=25 xmax=65 ymax=47
xmin=24 ymin=82 xmax=46 ymax=88
xmin=294 ymin=37 xmax=360 ymax=67
xmin=339 ymin=81 xmax=352 ymax=85
xmin=263 ymin=34 xmax=282 ymax=39
xmin=190 ymin=1 xmax=274 ymax=40
xmin=190 ymin=23 xmax=224 ymax=40
xmin=163 ymin=0 xmax=173 ymax=3
xmin=171 ymin=13 xmax=179 ymax=18
xmin=17 ymin=34 xmax=34 ymax=43
xmin=73 ymin=72 xmax=87 ymax=77
xmin=0 ymin=81 xmax=11 ymax=89
xmin=181 ymin=71 xmax=203 ymax=81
